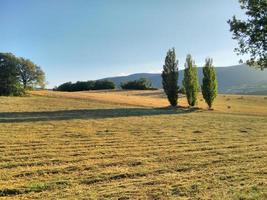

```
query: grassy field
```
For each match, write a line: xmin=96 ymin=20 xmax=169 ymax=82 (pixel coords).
xmin=0 ymin=90 xmax=267 ymax=199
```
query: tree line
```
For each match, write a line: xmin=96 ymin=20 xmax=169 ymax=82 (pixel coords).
xmin=120 ymin=78 xmax=154 ymax=90
xmin=55 ymin=78 xmax=154 ymax=91
xmin=0 ymin=53 xmax=45 ymax=96
xmin=162 ymin=48 xmax=218 ymax=109
xmin=55 ymin=80 xmax=116 ymax=91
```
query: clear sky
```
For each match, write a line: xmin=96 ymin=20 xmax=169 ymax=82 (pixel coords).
xmin=1 ymin=0 xmax=245 ymax=87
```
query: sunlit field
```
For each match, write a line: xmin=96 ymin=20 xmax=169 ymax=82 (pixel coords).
xmin=0 ymin=90 xmax=267 ymax=199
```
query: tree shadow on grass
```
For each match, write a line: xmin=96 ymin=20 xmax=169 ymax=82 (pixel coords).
xmin=0 ymin=107 xmax=199 ymax=123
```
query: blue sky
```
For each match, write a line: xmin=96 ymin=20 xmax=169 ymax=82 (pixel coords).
xmin=1 ymin=0 xmax=245 ymax=87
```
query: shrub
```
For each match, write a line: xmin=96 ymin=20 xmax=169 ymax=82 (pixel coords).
xmin=178 ymin=87 xmax=186 ymax=94
xmin=120 ymin=78 xmax=152 ymax=90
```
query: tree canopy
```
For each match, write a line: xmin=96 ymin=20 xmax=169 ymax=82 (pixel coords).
xmin=0 ymin=53 xmax=24 ymax=96
xmin=18 ymin=57 xmax=46 ymax=89
xmin=228 ymin=0 xmax=267 ymax=69
xmin=0 ymin=52 xmax=46 ymax=96
xmin=120 ymin=78 xmax=153 ymax=90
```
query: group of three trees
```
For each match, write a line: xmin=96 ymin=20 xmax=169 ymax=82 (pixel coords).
xmin=162 ymin=48 xmax=218 ymax=109
xmin=0 ymin=53 xmax=45 ymax=96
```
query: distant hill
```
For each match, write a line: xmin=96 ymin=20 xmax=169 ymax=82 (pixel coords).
xmin=101 ymin=64 xmax=267 ymax=94
xmin=226 ymin=81 xmax=267 ymax=95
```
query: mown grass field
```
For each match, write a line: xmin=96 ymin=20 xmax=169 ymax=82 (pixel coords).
xmin=0 ymin=90 xmax=267 ymax=199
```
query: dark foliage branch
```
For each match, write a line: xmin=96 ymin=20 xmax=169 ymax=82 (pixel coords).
xmin=228 ymin=0 xmax=267 ymax=69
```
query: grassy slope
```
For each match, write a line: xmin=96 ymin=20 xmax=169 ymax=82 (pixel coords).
xmin=0 ymin=90 xmax=266 ymax=199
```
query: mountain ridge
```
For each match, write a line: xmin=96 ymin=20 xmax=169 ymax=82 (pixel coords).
xmin=101 ymin=64 xmax=267 ymax=94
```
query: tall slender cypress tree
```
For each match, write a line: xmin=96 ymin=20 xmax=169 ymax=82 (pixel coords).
xmin=162 ymin=48 xmax=179 ymax=107
xmin=183 ymin=54 xmax=199 ymax=107
xmin=201 ymin=58 xmax=218 ymax=109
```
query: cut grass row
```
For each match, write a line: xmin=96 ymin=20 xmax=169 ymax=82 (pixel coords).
xmin=0 ymin=90 xmax=266 ymax=199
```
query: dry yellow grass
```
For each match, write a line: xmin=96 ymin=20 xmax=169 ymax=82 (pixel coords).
xmin=0 ymin=90 xmax=267 ymax=199
xmin=32 ymin=90 xmax=267 ymax=116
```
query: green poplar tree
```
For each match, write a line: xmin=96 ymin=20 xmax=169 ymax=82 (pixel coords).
xmin=183 ymin=54 xmax=199 ymax=107
xmin=162 ymin=48 xmax=179 ymax=107
xmin=201 ymin=58 xmax=218 ymax=109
